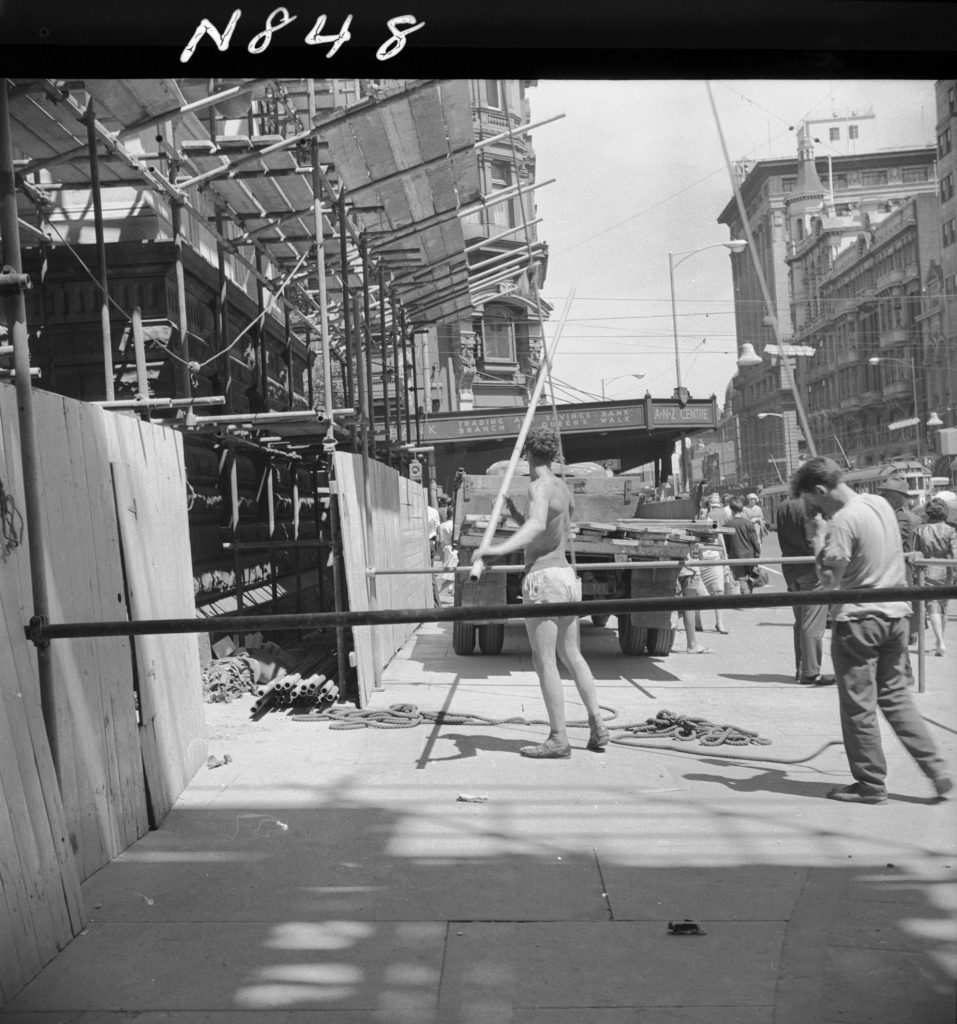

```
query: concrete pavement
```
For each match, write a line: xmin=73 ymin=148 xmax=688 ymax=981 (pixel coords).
xmin=2 ymin=537 xmax=955 ymax=1023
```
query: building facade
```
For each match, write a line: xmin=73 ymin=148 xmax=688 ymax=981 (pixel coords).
xmin=416 ymin=80 xmax=548 ymax=422
xmin=718 ymin=121 xmax=938 ymax=488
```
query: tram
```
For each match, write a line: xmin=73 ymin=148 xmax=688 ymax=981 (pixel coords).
xmin=759 ymin=459 xmax=935 ymax=526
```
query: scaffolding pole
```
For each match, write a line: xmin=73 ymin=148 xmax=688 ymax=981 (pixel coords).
xmin=361 ymin=237 xmax=377 ymax=457
xmin=307 ymin=78 xmax=335 ymax=451
xmin=390 ymin=285 xmax=404 ymax=450
xmin=0 ymin=81 xmax=59 ymax=778
xmin=378 ymin=263 xmax=392 ymax=466
xmin=170 ymin=197 xmax=193 ymax=401
xmin=83 ymin=98 xmax=115 ymax=402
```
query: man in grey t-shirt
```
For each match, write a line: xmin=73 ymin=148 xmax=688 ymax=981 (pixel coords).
xmin=791 ymin=457 xmax=952 ymax=804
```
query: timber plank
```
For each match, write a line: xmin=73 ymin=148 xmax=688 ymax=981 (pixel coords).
xmin=0 ymin=580 xmax=45 ymax=998
xmin=0 ymin=407 xmax=76 ymax=988
xmin=81 ymin=405 xmax=148 ymax=851
xmin=103 ymin=412 xmax=205 ymax=824
xmin=1 ymin=393 xmax=84 ymax=940
xmin=0 ymin=400 xmax=81 ymax=912
xmin=333 ymin=454 xmax=373 ymax=707
xmin=56 ymin=398 xmax=114 ymax=878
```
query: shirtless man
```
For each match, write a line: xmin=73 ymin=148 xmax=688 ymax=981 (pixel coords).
xmin=476 ymin=424 xmax=607 ymax=758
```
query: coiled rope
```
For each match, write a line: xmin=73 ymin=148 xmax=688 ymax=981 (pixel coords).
xmin=291 ymin=703 xmax=841 ymax=764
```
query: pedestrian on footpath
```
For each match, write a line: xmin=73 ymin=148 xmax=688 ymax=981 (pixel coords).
xmin=791 ymin=457 xmax=952 ymax=804
xmin=744 ymin=492 xmax=767 ymax=551
xmin=476 ymin=424 xmax=607 ymax=759
xmin=775 ymin=494 xmax=833 ymax=686
xmin=726 ymin=499 xmax=760 ymax=594
xmin=913 ymin=497 xmax=957 ymax=656
xmin=878 ymin=476 xmax=923 ymax=649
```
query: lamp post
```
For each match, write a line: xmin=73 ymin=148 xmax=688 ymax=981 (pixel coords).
xmin=601 ymin=372 xmax=645 ymax=400
xmin=668 ymin=239 xmax=748 ymax=490
xmin=757 ymin=411 xmax=793 ymax=482
xmin=867 ymin=355 xmax=921 ymax=460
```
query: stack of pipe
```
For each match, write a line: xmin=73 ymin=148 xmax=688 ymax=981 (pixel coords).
xmin=250 ymin=649 xmax=339 ymax=715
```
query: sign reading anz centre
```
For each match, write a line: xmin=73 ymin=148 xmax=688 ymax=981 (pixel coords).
xmin=422 ymin=398 xmax=718 ymax=443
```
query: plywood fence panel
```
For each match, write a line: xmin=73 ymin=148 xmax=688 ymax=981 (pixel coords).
xmin=333 ymin=453 xmax=431 ymax=707
xmin=0 ymin=386 xmax=84 ymax=1003
xmin=101 ymin=410 xmax=206 ymax=824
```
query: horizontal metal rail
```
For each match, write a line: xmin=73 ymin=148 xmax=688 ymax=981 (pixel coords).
xmin=370 ymin=555 xmax=957 ymax=577
xmin=27 ymin=585 xmax=957 ymax=643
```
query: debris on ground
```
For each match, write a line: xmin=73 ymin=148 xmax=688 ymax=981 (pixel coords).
xmin=668 ymin=919 xmax=707 ymax=935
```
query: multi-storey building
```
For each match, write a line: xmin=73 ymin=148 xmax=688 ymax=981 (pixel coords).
xmin=791 ymin=191 xmax=941 ymax=468
xmin=418 ymin=80 xmax=548 ymax=418
xmin=718 ymin=122 xmax=937 ymax=487
xmin=918 ymin=80 xmax=957 ymax=476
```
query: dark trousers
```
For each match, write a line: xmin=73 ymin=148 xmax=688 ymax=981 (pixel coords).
xmin=784 ymin=568 xmax=827 ymax=680
xmin=830 ymin=616 xmax=947 ymax=792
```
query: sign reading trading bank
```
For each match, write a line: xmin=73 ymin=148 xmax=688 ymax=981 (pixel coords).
xmin=422 ymin=397 xmax=718 ymax=443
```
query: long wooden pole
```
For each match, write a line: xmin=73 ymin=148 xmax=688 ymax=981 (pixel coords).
xmin=706 ymin=82 xmax=817 ymax=459
xmin=469 ymin=291 xmax=575 ymax=580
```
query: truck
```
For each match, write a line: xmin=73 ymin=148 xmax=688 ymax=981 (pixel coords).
xmin=450 ymin=470 xmax=713 ymax=657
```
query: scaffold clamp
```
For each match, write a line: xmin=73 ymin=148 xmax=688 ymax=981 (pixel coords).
xmin=0 ymin=268 xmax=32 ymax=295
xmin=26 ymin=615 xmax=49 ymax=649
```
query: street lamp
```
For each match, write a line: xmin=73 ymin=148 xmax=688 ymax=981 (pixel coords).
xmin=601 ymin=372 xmax=645 ymax=400
xmin=757 ymin=412 xmax=793 ymax=482
xmin=668 ymin=238 xmax=749 ymax=489
xmin=867 ymin=355 xmax=921 ymax=460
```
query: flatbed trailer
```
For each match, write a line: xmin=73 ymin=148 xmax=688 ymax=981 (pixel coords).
xmin=451 ymin=473 xmax=715 ymax=657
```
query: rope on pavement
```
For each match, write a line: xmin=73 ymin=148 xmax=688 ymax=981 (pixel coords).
xmin=289 ymin=702 xmax=619 ymax=730
xmin=290 ymin=703 xmax=842 ymax=764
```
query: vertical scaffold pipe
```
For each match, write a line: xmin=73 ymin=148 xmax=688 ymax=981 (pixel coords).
xmin=84 ymin=98 xmax=114 ymax=402
xmin=307 ymin=78 xmax=335 ymax=448
xmin=0 ymin=82 xmax=59 ymax=778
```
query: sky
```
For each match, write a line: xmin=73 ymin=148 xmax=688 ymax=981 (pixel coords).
xmin=525 ymin=79 xmax=936 ymax=408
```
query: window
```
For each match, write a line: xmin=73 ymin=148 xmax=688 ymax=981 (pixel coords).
xmin=482 ymin=307 xmax=515 ymax=363
xmin=939 ymin=128 xmax=953 ymax=157
xmin=942 ymin=173 xmax=955 ymax=203
xmin=949 ymin=87 xmax=956 ymax=114
xmin=944 ymin=219 xmax=957 ymax=248
xmin=902 ymin=166 xmax=929 ymax=183
xmin=848 ymin=125 xmax=859 ymax=140
xmin=829 ymin=127 xmax=840 ymax=141
xmin=489 ymin=160 xmax=513 ymax=227
xmin=781 ymin=176 xmax=796 ymax=192
xmin=861 ymin=169 xmax=888 ymax=187
xmin=484 ymin=80 xmax=501 ymax=108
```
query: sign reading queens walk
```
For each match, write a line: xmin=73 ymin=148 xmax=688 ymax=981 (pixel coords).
xmin=420 ymin=397 xmax=718 ymax=443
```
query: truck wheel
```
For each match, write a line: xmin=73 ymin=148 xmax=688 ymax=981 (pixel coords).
xmin=618 ymin=615 xmax=648 ymax=655
xmin=477 ymin=623 xmax=505 ymax=655
xmin=590 ymin=614 xmax=610 ymax=627
xmin=452 ymin=621 xmax=476 ymax=655
xmin=646 ymin=627 xmax=675 ymax=656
